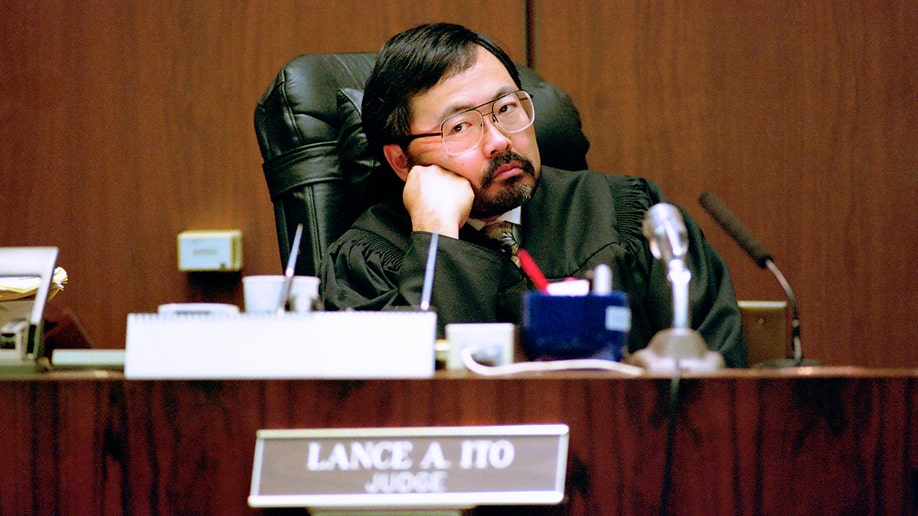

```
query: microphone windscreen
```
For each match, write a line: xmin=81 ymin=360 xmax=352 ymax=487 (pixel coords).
xmin=698 ymin=191 xmax=772 ymax=268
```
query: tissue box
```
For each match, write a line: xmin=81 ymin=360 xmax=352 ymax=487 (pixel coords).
xmin=520 ymin=292 xmax=630 ymax=361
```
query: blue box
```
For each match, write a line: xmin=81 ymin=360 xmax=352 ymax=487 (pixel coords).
xmin=520 ymin=292 xmax=630 ymax=361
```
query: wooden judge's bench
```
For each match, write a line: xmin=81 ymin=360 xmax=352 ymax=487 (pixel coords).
xmin=1 ymin=368 xmax=915 ymax=515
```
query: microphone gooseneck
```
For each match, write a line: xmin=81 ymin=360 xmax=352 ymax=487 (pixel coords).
xmin=698 ymin=191 xmax=812 ymax=367
xmin=765 ymin=260 xmax=802 ymax=364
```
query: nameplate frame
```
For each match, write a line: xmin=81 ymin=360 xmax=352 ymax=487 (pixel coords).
xmin=248 ymin=424 xmax=569 ymax=510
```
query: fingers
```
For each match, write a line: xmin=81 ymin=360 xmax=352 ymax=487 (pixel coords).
xmin=402 ymin=165 xmax=474 ymax=238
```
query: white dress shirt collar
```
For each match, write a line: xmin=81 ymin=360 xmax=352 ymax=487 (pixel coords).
xmin=466 ymin=206 xmax=522 ymax=231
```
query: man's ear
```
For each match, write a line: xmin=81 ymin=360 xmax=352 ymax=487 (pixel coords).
xmin=383 ymin=144 xmax=411 ymax=181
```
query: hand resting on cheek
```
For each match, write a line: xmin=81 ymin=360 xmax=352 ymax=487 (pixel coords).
xmin=402 ymin=164 xmax=474 ymax=238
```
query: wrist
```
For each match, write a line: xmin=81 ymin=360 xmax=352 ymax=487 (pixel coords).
xmin=411 ymin=216 xmax=460 ymax=238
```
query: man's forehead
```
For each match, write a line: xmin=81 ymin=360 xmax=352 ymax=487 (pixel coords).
xmin=409 ymin=48 xmax=517 ymax=126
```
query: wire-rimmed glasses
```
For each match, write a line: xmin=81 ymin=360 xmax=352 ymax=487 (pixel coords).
xmin=398 ymin=90 xmax=535 ymax=155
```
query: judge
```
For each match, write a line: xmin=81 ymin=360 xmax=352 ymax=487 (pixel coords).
xmin=320 ymin=23 xmax=747 ymax=367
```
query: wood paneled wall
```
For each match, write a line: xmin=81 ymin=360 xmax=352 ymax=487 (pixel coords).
xmin=1 ymin=1 xmax=914 ymax=367
xmin=0 ymin=1 xmax=528 ymax=349
xmin=531 ymin=1 xmax=917 ymax=367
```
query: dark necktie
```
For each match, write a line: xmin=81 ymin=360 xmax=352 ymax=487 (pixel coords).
xmin=483 ymin=221 xmax=521 ymax=267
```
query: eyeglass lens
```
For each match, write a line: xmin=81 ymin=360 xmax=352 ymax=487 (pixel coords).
xmin=441 ymin=91 xmax=534 ymax=155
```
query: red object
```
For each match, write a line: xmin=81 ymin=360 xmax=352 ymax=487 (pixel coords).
xmin=516 ymin=248 xmax=550 ymax=292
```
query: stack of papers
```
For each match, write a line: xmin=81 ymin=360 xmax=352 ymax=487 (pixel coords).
xmin=0 ymin=267 xmax=67 ymax=302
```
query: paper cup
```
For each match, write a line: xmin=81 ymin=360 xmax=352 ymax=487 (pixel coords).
xmin=242 ymin=275 xmax=320 ymax=313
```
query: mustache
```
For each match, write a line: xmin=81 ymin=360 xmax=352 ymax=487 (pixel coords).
xmin=480 ymin=152 xmax=536 ymax=188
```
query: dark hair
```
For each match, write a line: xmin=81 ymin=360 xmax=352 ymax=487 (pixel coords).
xmin=362 ymin=23 xmax=522 ymax=161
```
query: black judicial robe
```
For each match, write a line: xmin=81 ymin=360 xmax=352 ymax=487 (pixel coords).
xmin=320 ymin=167 xmax=748 ymax=367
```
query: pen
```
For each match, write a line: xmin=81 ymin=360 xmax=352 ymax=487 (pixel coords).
xmin=516 ymin=248 xmax=550 ymax=293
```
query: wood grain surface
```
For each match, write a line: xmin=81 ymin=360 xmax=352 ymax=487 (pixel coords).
xmin=0 ymin=371 xmax=914 ymax=514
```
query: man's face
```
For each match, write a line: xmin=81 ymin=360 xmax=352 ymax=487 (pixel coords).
xmin=401 ymin=47 xmax=541 ymax=219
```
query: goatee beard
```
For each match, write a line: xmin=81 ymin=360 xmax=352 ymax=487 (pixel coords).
xmin=470 ymin=152 xmax=538 ymax=219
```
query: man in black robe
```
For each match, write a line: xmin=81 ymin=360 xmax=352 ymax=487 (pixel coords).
xmin=320 ymin=23 xmax=747 ymax=367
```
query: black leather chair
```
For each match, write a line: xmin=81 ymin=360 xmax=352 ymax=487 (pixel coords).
xmin=254 ymin=53 xmax=591 ymax=276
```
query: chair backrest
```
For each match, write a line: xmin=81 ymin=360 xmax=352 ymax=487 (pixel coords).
xmin=254 ymin=52 xmax=591 ymax=275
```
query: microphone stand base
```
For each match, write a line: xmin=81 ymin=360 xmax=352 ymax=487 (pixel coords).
xmin=626 ymin=328 xmax=725 ymax=374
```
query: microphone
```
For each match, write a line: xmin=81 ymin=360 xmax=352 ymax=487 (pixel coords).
xmin=625 ymin=203 xmax=724 ymax=373
xmin=698 ymin=192 xmax=772 ymax=268
xmin=698 ymin=191 xmax=818 ymax=367
xmin=642 ymin=204 xmax=691 ymax=329
xmin=642 ymin=203 xmax=690 ymax=270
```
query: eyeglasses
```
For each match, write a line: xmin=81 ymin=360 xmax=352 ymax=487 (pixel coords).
xmin=398 ymin=90 xmax=535 ymax=156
